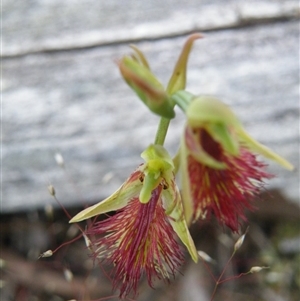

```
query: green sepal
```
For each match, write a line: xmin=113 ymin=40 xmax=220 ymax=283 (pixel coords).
xmin=186 ymin=96 xmax=241 ymax=128
xmin=237 ymin=127 xmax=294 ymax=170
xmin=69 ymin=177 xmax=142 ymax=223
xmin=162 ymin=176 xmax=198 ymax=262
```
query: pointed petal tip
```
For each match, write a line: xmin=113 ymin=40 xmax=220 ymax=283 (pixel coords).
xmin=69 ymin=217 xmax=77 ymax=223
xmin=129 ymin=44 xmax=151 ymax=70
xmin=69 ymin=214 xmax=82 ymax=223
xmin=237 ymin=127 xmax=295 ymax=171
xmin=69 ymin=207 xmax=92 ymax=223
xmin=260 ymin=148 xmax=294 ymax=171
xmin=188 ymin=33 xmax=204 ymax=41
xmin=191 ymin=248 xmax=199 ymax=263
xmin=280 ymin=160 xmax=294 ymax=171
xmin=166 ymin=33 xmax=203 ymax=95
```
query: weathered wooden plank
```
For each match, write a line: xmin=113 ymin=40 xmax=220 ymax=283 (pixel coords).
xmin=3 ymin=0 xmax=299 ymax=57
xmin=3 ymin=20 xmax=299 ymax=212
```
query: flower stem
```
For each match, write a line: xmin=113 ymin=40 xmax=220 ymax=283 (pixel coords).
xmin=154 ymin=117 xmax=171 ymax=145
xmin=154 ymin=90 xmax=195 ymax=145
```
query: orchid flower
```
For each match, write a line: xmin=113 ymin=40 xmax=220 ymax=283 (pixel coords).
xmin=173 ymin=93 xmax=293 ymax=231
xmin=70 ymin=144 xmax=197 ymax=298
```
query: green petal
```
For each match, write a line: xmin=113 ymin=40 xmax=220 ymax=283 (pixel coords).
xmin=237 ymin=127 xmax=294 ymax=170
xmin=69 ymin=175 xmax=142 ymax=223
xmin=162 ymin=179 xmax=198 ymax=262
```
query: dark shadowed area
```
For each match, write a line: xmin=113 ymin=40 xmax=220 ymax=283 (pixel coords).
xmin=2 ymin=0 xmax=299 ymax=300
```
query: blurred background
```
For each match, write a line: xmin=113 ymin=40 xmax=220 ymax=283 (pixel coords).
xmin=2 ymin=0 xmax=300 ymax=300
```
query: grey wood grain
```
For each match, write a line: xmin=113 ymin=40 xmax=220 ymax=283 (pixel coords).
xmin=2 ymin=2 xmax=299 ymax=212
xmin=3 ymin=0 xmax=299 ymax=57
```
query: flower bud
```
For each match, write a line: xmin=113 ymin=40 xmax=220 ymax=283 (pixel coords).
xmin=119 ymin=56 xmax=175 ymax=119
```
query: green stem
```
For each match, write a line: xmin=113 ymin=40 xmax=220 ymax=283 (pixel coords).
xmin=154 ymin=117 xmax=171 ymax=145
xmin=154 ymin=90 xmax=195 ymax=145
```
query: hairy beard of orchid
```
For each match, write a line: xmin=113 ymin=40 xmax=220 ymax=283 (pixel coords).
xmin=187 ymin=128 xmax=273 ymax=232
xmin=88 ymin=177 xmax=184 ymax=298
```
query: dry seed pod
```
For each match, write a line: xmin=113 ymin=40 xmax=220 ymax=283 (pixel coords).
xmin=250 ymin=266 xmax=269 ymax=273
